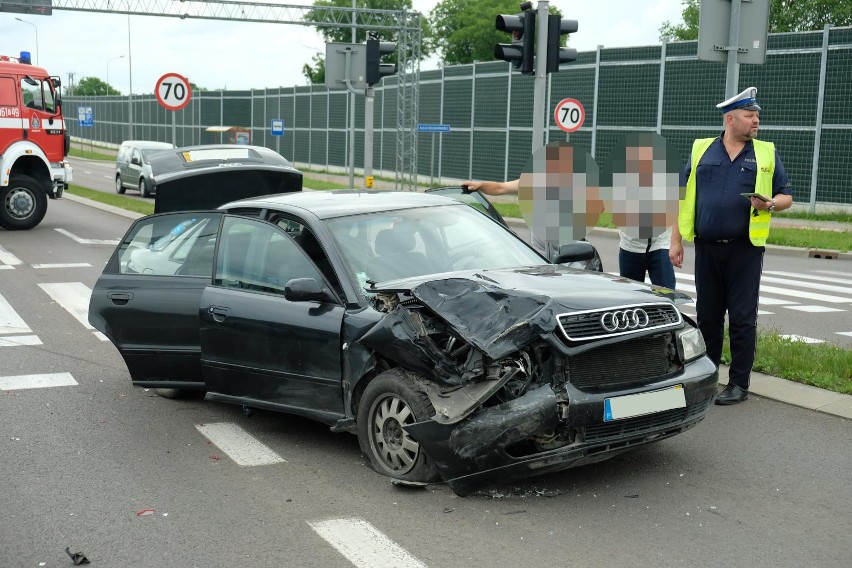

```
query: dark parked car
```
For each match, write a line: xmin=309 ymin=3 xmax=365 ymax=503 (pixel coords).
xmin=89 ymin=154 xmax=717 ymax=496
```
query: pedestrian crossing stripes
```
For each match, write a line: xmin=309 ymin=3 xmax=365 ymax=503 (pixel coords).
xmin=195 ymin=422 xmax=286 ymax=466
xmin=38 ymin=282 xmax=95 ymax=331
xmin=309 ymin=517 xmax=427 ymax=568
xmin=0 ymin=292 xmax=32 ymax=335
xmin=0 ymin=244 xmax=22 ymax=266
xmin=0 ymin=372 xmax=77 ymax=391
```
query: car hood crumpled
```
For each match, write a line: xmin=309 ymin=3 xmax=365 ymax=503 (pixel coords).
xmin=359 ymin=265 xmax=691 ymax=385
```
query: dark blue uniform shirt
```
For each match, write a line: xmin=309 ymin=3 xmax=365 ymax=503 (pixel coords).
xmin=681 ymin=136 xmax=793 ymax=241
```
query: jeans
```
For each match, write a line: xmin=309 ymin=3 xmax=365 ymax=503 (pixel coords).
xmin=619 ymin=247 xmax=676 ymax=289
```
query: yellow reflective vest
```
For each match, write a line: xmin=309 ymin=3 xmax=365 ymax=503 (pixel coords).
xmin=678 ymin=137 xmax=775 ymax=246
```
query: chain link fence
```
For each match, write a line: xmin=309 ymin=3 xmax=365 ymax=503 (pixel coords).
xmin=67 ymin=26 xmax=852 ymax=207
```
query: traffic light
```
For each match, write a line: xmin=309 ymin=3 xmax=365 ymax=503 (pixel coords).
xmin=495 ymin=10 xmax=535 ymax=75
xmin=546 ymin=15 xmax=578 ymax=73
xmin=366 ymin=35 xmax=397 ymax=86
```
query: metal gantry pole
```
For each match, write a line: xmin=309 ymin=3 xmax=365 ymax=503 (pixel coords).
xmin=725 ymin=0 xmax=742 ymax=98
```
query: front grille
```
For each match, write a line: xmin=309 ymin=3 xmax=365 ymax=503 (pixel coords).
xmin=583 ymin=399 xmax=711 ymax=443
xmin=558 ymin=303 xmax=681 ymax=342
xmin=567 ymin=334 xmax=673 ymax=389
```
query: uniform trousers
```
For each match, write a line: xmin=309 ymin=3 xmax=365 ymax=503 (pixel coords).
xmin=694 ymin=238 xmax=765 ymax=388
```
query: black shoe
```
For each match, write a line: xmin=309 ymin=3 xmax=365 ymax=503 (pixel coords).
xmin=715 ymin=384 xmax=749 ymax=405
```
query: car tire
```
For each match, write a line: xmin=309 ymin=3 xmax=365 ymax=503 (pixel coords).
xmin=357 ymin=368 xmax=440 ymax=483
xmin=139 ymin=178 xmax=150 ymax=198
xmin=115 ymin=175 xmax=125 ymax=194
xmin=0 ymin=174 xmax=48 ymax=230
xmin=154 ymin=388 xmax=191 ymax=399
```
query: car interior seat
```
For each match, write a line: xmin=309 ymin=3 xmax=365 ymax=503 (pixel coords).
xmin=372 ymin=224 xmax=431 ymax=281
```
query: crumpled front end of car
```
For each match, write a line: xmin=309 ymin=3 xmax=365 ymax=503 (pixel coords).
xmin=361 ymin=271 xmax=718 ymax=496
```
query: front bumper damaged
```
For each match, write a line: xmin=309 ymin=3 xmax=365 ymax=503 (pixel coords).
xmin=406 ymin=357 xmax=718 ymax=497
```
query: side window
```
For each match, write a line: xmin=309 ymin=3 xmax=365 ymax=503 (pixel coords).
xmin=132 ymin=149 xmax=142 ymax=164
xmin=215 ymin=216 xmax=323 ymax=296
xmin=41 ymin=80 xmax=55 ymax=114
xmin=0 ymin=77 xmax=17 ymax=107
xmin=273 ymin=216 xmax=344 ymax=298
xmin=20 ymin=77 xmax=39 ymax=109
xmin=115 ymin=213 xmax=221 ymax=276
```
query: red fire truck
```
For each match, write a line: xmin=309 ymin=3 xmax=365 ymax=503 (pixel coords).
xmin=0 ymin=51 xmax=72 ymax=230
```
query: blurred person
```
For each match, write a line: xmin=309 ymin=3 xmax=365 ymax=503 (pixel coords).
xmin=670 ymin=87 xmax=793 ymax=406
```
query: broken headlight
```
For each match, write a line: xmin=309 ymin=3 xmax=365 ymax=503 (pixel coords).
xmin=676 ymin=327 xmax=706 ymax=364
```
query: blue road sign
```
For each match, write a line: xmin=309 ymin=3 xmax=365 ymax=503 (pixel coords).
xmin=78 ymin=106 xmax=94 ymax=128
xmin=271 ymin=119 xmax=284 ymax=136
xmin=417 ymin=124 xmax=450 ymax=133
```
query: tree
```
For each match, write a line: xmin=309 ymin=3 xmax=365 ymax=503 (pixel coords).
xmin=660 ymin=0 xmax=852 ymax=42
xmin=74 ymin=76 xmax=120 ymax=96
xmin=428 ymin=0 xmax=565 ymax=67
xmin=302 ymin=0 xmax=430 ymax=84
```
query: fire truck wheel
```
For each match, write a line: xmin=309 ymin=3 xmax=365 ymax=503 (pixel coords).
xmin=0 ymin=174 xmax=48 ymax=231
xmin=115 ymin=175 xmax=126 ymax=194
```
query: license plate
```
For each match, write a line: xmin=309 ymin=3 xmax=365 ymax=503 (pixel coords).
xmin=604 ymin=385 xmax=686 ymax=421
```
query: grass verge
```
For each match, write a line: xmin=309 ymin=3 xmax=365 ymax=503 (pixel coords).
xmin=723 ymin=328 xmax=852 ymax=394
xmin=69 ymin=147 xmax=117 ymax=161
xmin=66 ymin=185 xmax=154 ymax=215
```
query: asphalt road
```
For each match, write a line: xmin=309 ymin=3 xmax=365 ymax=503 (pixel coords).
xmin=1 ymin=199 xmax=851 ymax=567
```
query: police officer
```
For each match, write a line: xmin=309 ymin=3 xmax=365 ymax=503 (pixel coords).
xmin=670 ymin=87 xmax=793 ymax=405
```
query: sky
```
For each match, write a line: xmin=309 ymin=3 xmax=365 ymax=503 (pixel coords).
xmin=0 ymin=0 xmax=684 ymax=95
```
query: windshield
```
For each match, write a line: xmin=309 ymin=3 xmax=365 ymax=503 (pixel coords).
xmin=324 ymin=204 xmax=545 ymax=288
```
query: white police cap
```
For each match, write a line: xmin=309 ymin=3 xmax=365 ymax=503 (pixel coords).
xmin=716 ymin=87 xmax=761 ymax=114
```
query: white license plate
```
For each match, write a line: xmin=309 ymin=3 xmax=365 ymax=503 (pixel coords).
xmin=604 ymin=385 xmax=686 ymax=421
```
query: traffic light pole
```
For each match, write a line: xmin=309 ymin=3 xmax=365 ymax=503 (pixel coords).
xmin=365 ymin=87 xmax=374 ymax=188
xmin=532 ymin=1 xmax=549 ymax=154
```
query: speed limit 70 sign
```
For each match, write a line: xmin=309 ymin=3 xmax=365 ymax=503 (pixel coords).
xmin=155 ymin=73 xmax=192 ymax=111
xmin=554 ymin=98 xmax=585 ymax=133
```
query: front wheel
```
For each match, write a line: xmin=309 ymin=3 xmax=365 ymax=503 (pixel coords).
xmin=0 ymin=174 xmax=48 ymax=230
xmin=139 ymin=178 xmax=150 ymax=198
xmin=357 ymin=369 xmax=440 ymax=483
xmin=115 ymin=175 xmax=126 ymax=194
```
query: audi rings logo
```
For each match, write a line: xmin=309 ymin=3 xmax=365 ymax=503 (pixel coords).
xmin=600 ymin=309 xmax=650 ymax=332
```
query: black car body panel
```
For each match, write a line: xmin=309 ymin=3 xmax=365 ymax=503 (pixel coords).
xmin=89 ymin=188 xmax=717 ymax=496
xmin=149 ymin=145 xmax=303 ymax=213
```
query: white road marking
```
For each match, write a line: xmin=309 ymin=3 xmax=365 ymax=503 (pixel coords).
xmin=0 ymin=244 xmax=23 ymax=266
xmin=814 ymin=270 xmax=852 ymax=278
xmin=195 ymin=423 xmax=285 ymax=466
xmin=0 ymin=292 xmax=31 ymax=334
xmin=780 ymin=334 xmax=825 ymax=344
xmin=54 ymin=228 xmax=120 ymax=246
xmin=0 ymin=265 xmax=13 ymax=270
xmin=0 ymin=372 xmax=77 ymax=391
xmin=764 ymin=271 xmax=852 ymax=286
xmin=0 ymin=335 xmax=42 ymax=347
xmin=760 ymin=274 xmax=852 ymax=295
xmin=94 ymin=331 xmax=109 ymax=342
xmin=757 ymin=310 xmax=774 ymax=315
xmin=38 ymin=282 xmax=94 ymax=330
xmin=31 ymin=263 xmax=92 ymax=269
xmin=676 ymin=272 xmax=852 ymax=304
xmin=674 ymin=275 xmax=796 ymax=305
xmin=308 ymin=517 xmax=428 ymax=568
xmin=836 ymin=331 xmax=852 ymax=338
xmin=783 ymin=305 xmax=845 ymax=313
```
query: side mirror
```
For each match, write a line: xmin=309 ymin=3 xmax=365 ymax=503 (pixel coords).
xmin=131 ymin=156 xmax=141 ymax=166
xmin=284 ymin=278 xmax=336 ymax=303
xmin=551 ymin=241 xmax=596 ymax=264
xmin=51 ymin=77 xmax=62 ymax=111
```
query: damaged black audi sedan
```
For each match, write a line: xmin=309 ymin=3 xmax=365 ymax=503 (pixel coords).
xmin=90 ymin=187 xmax=718 ymax=496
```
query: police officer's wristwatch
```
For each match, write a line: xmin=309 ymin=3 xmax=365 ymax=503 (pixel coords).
xmin=768 ymin=198 xmax=777 ymax=212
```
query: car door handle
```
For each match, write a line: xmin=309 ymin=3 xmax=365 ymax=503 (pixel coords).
xmin=107 ymin=292 xmax=133 ymax=305
xmin=208 ymin=306 xmax=230 ymax=323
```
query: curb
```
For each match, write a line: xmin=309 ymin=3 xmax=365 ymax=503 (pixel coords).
xmin=719 ymin=366 xmax=852 ymax=420
xmin=63 ymin=193 xmax=145 ymax=220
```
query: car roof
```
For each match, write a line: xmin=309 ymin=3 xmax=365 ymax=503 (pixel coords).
xmin=121 ymin=140 xmax=175 ymax=149
xmin=222 ymin=190 xmax=465 ymax=219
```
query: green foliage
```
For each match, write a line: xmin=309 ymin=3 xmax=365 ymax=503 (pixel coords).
xmin=428 ymin=0 xmax=565 ymax=66
xmin=66 ymin=185 xmax=154 ymax=215
xmin=723 ymin=327 xmax=852 ymax=394
xmin=73 ymin=76 xmax=120 ymax=96
xmin=302 ymin=53 xmax=326 ymax=85
xmin=660 ymin=0 xmax=852 ymax=42
xmin=302 ymin=0 xmax=429 ymax=84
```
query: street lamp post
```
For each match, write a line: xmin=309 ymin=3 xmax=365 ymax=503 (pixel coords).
xmin=14 ymin=17 xmax=39 ymax=66
xmin=107 ymin=55 xmax=125 ymax=95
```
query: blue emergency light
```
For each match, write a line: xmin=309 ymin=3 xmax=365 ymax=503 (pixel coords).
xmin=19 ymin=51 xmax=32 ymax=65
